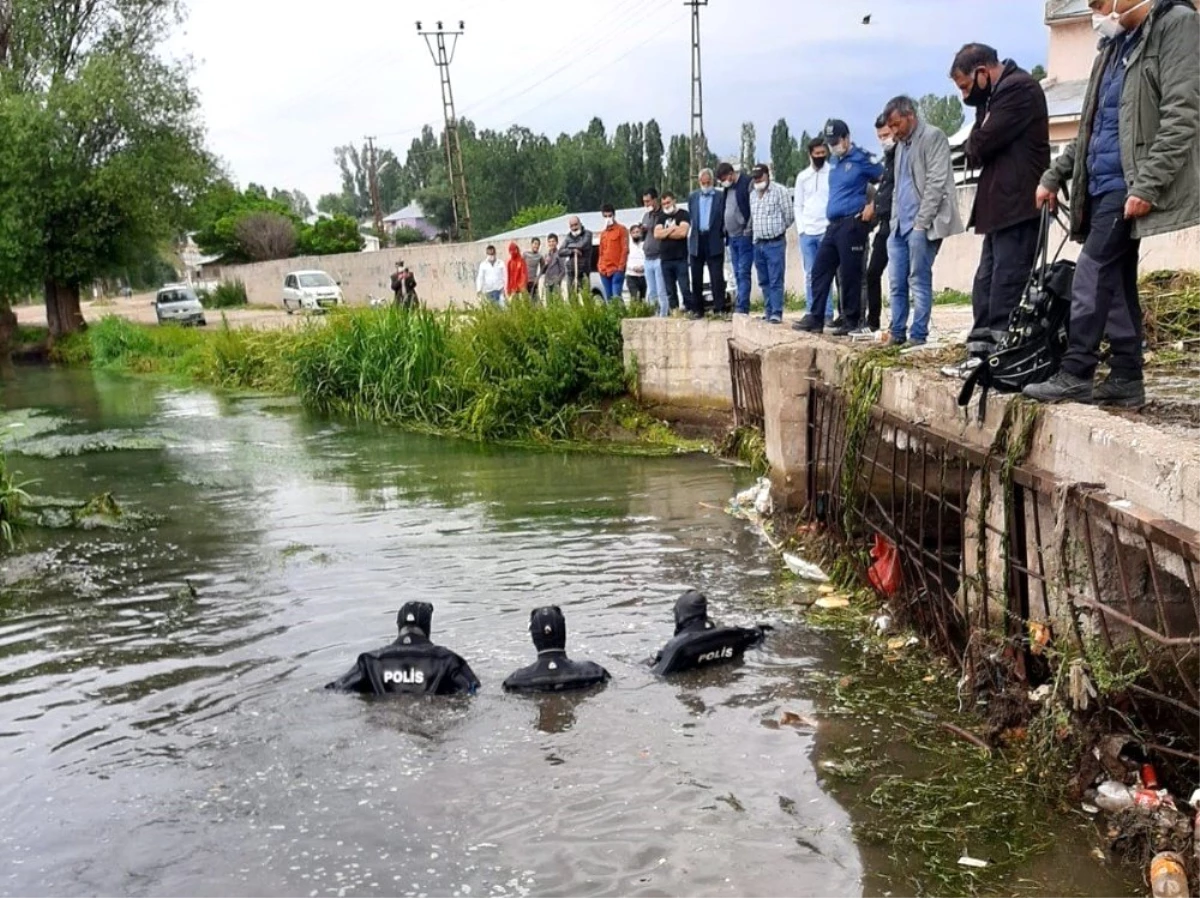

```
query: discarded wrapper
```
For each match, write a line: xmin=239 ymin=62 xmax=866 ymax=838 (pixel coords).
xmin=783 ymin=553 xmax=829 ymax=583
xmin=814 ymin=596 xmax=850 ymax=610
xmin=957 ymin=856 xmax=989 ymax=869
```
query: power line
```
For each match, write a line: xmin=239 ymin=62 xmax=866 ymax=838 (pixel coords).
xmin=417 ymin=18 xmax=473 ymax=241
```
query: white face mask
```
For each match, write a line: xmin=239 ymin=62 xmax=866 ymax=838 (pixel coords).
xmin=603 ymin=216 xmax=615 ymax=228
xmin=754 ymin=180 xmax=768 ymax=191
xmin=662 ymin=204 xmax=676 ymax=214
xmin=882 ymin=137 xmax=896 ymax=151
xmin=1093 ymin=0 xmax=1150 ymax=39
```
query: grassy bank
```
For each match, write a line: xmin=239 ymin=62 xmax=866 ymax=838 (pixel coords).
xmin=48 ymin=300 xmax=692 ymax=448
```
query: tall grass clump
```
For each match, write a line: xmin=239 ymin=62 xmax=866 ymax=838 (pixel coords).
xmin=200 ymin=280 xmax=249 ymax=309
xmin=0 ymin=456 xmax=31 ymax=551
xmin=289 ymin=298 xmax=633 ymax=442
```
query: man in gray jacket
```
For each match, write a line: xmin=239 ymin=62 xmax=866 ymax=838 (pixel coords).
xmin=883 ymin=96 xmax=964 ymax=347
xmin=1027 ymin=0 xmax=1199 ymax=407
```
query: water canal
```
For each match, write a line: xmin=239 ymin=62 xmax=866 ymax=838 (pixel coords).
xmin=0 ymin=368 xmax=1142 ymax=897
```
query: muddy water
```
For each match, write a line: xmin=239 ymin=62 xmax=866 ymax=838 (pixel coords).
xmin=0 ymin=369 xmax=858 ymax=897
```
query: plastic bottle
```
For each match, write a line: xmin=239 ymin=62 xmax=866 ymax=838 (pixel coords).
xmin=1149 ymin=851 xmax=1189 ymax=898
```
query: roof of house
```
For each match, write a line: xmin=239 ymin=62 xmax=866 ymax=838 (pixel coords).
xmin=383 ymin=202 xmax=427 ymax=223
xmin=482 ymin=206 xmax=685 ymax=244
xmin=1043 ymin=78 xmax=1090 ymax=118
xmin=1046 ymin=0 xmax=1090 ymax=21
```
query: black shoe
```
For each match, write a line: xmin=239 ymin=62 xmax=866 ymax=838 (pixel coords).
xmin=830 ymin=317 xmax=845 ymax=331
xmin=1093 ymin=374 xmax=1146 ymax=408
xmin=792 ymin=315 xmax=824 ymax=333
xmin=831 ymin=322 xmax=856 ymax=337
xmin=1023 ymin=371 xmax=1094 ymax=404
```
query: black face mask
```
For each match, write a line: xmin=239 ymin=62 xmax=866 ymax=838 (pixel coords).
xmin=810 ymin=156 xmax=827 ymax=171
xmin=964 ymin=69 xmax=992 ymax=108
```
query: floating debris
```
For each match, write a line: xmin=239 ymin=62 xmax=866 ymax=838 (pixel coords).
xmin=783 ymin=553 xmax=829 ymax=583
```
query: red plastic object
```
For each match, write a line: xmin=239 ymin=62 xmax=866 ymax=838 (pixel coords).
xmin=1141 ymin=763 xmax=1160 ymax=791
xmin=867 ymin=534 xmax=902 ymax=597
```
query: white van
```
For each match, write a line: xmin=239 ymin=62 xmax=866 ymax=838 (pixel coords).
xmin=282 ymin=270 xmax=344 ymax=314
xmin=154 ymin=284 xmax=207 ymax=326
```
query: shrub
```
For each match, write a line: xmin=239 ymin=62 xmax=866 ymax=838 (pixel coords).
xmin=201 ymin=280 xmax=249 ymax=309
xmin=391 ymin=227 xmax=428 ymax=247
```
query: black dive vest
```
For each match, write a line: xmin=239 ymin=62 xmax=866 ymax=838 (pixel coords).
xmin=326 ymin=636 xmax=480 ymax=696
xmin=502 ymin=653 xmax=610 ymax=693
xmin=651 ymin=624 xmax=765 ymax=675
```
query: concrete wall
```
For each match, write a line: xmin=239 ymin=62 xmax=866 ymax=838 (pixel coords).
xmin=1047 ymin=18 xmax=1097 ymax=82
xmin=622 ymin=319 xmax=734 ymax=408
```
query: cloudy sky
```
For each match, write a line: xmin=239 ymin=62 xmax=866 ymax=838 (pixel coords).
xmin=164 ymin=0 xmax=1053 ymax=203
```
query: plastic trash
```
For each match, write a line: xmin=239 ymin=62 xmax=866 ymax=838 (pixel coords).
xmin=813 ymin=595 xmax=850 ymax=610
xmin=783 ymin=553 xmax=829 ymax=583
xmin=866 ymin=534 xmax=901 ymax=597
xmin=872 ymin=614 xmax=892 ymax=634
xmin=957 ymin=856 xmax=989 ymax=868
xmin=1149 ymin=851 xmax=1189 ymax=898
xmin=1094 ymin=780 xmax=1135 ymax=812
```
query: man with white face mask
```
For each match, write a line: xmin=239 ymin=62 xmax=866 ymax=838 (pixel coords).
xmin=1027 ymin=0 xmax=1198 ymax=407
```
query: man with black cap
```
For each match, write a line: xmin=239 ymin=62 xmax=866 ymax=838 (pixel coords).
xmin=793 ymin=120 xmax=884 ymax=337
xmin=503 ymin=606 xmax=611 ymax=693
xmin=651 ymin=589 xmax=768 ymax=676
xmin=325 ymin=601 xmax=481 ymax=696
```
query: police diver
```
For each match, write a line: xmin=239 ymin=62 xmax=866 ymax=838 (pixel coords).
xmin=502 ymin=606 xmax=611 ymax=693
xmin=325 ymin=601 xmax=480 ymax=695
xmin=651 ymin=589 xmax=768 ymax=675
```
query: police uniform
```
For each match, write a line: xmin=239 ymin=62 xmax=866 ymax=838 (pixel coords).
xmin=502 ymin=606 xmax=610 ymax=693
xmin=325 ymin=601 xmax=480 ymax=696
xmin=651 ymin=590 xmax=766 ymax=676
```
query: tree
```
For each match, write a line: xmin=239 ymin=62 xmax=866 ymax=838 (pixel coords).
xmin=234 ymin=212 xmax=296 ymax=261
xmin=296 ymin=214 xmax=363 ymax=256
xmin=193 ymin=188 xmax=296 ymax=262
xmin=918 ymin=93 xmax=966 ymax=136
xmin=333 ymin=143 xmax=369 ymax=219
xmin=317 ymin=192 xmax=356 ymax=217
xmin=505 ymin=203 xmax=566 ymax=232
xmin=391 ymin=227 xmax=427 ymax=247
xmin=271 ymin=188 xmax=313 ymax=219
xmin=644 ymin=119 xmax=664 ymax=191
xmin=769 ymin=118 xmax=803 ymax=186
xmin=740 ymin=122 xmax=757 ymax=171
xmin=0 ymin=1 xmax=213 ymax=338
xmin=664 ymin=134 xmax=691 ymax=197
xmin=1031 ymin=64 xmax=1047 ymax=82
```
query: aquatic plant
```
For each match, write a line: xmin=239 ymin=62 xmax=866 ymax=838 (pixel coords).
xmin=0 ymin=456 xmax=31 ymax=550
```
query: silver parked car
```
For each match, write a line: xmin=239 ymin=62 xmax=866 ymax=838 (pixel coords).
xmin=154 ymin=284 xmax=207 ymax=326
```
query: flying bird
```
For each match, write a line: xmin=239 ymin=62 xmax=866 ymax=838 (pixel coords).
xmin=862 ymin=14 xmax=872 ymax=24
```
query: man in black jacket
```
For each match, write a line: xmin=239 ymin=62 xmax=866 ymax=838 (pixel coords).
xmin=651 ymin=590 xmax=767 ymax=676
xmin=716 ymin=162 xmax=754 ymax=315
xmin=503 ymin=606 xmax=611 ymax=693
xmin=864 ymin=114 xmax=897 ymax=333
xmin=948 ymin=44 xmax=1050 ymax=375
xmin=325 ymin=601 xmax=480 ymax=696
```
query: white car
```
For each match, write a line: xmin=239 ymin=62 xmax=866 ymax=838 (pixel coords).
xmin=282 ymin=270 xmax=344 ymax=314
xmin=154 ymin=284 xmax=207 ymax=326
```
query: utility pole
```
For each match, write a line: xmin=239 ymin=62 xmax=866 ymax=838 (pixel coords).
xmin=685 ymin=0 xmax=708 ymax=185
xmin=364 ymin=135 xmax=385 ymax=238
xmin=416 ymin=19 xmax=473 ymax=242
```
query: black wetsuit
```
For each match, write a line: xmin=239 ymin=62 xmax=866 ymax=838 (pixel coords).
xmin=503 ymin=651 xmax=610 ymax=693
xmin=651 ymin=590 xmax=766 ymax=675
xmin=502 ymin=605 xmax=611 ymax=693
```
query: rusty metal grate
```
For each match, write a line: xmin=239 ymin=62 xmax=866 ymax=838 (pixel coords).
xmin=728 ymin=340 xmax=764 ymax=432
xmin=804 ymin=381 xmax=1200 ymax=766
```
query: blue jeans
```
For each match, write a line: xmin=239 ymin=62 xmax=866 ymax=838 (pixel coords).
xmin=600 ymin=271 xmax=625 ymax=302
xmin=801 ymin=233 xmax=835 ymax=320
xmin=485 ymin=290 xmax=503 ymax=306
xmin=753 ymin=238 xmax=786 ymax=320
xmin=644 ymin=258 xmax=667 ymax=316
xmin=887 ymin=229 xmax=942 ymax=342
xmin=727 ymin=235 xmax=754 ymax=313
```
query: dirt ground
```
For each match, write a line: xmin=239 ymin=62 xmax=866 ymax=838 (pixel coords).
xmin=13 ymin=292 xmax=300 ymax=331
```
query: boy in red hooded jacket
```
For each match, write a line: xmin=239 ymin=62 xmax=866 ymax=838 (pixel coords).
xmin=505 ymin=242 xmax=528 ymax=300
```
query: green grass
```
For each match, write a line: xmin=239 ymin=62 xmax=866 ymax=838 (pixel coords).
xmin=0 ymin=456 xmax=31 ymax=551
xmin=198 ymin=280 xmax=249 ymax=309
xmin=934 ymin=288 xmax=972 ymax=305
xmin=59 ymin=298 xmax=649 ymax=446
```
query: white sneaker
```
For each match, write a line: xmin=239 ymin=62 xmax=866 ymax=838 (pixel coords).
xmin=940 ymin=356 xmax=982 ymax=379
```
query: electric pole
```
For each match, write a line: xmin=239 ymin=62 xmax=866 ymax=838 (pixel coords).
xmin=416 ymin=19 xmax=473 ymax=242
xmin=685 ymin=0 xmax=708 ymax=185
xmin=365 ymin=135 xmax=385 ymax=238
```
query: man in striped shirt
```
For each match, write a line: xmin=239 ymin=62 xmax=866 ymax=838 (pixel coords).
xmin=748 ymin=163 xmax=794 ymax=324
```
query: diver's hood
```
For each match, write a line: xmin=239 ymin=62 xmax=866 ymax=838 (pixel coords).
xmin=396 ymin=601 xmax=433 ymax=639
xmin=673 ymin=590 xmax=712 ymax=635
xmin=530 ymin=605 xmax=567 ymax=653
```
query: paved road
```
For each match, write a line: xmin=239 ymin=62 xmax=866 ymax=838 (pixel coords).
xmin=14 ymin=292 xmax=299 ymax=330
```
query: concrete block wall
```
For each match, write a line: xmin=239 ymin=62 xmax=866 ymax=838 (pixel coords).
xmin=622 ymin=319 xmax=736 ymax=409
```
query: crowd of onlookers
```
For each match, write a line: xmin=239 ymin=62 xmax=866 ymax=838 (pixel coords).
xmin=468 ymin=3 xmax=1197 ymax=407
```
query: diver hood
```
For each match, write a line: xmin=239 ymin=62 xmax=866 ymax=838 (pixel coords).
xmin=673 ymin=590 xmax=712 ymax=635
xmin=396 ymin=601 xmax=433 ymax=641
xmin=530 ymin=605 xmax=567 ymax=653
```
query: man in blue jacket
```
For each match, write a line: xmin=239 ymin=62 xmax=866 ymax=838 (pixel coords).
xmin=716 ymin=162 xmax=753 ymax=315
xmin=793 ymin=119 xmax=884 ymax=336
xmin=687 ymin=168 xmax=729 ymax=318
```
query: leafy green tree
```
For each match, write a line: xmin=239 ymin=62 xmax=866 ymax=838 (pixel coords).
xmin=918 ymin=93 xmax=966 ymax=136
xmin=740 ymin=122 xmax=757 ymax=171
xmin=505 ymin=203 xmax=567 ymax=232
xmin=296 ymin=214 xmax=364 ymax=256
xmin=193 ymin=189 xmax=296 ymax=262
xmin=644 ymin=119 xmax=665 ymax=191
xmin=390 ymin=227 xmax=428 ymax=247
xmin=769 ymin=118 xmax=801 ymax=186
xmin=1030 ymin=64 xmax=1047 ymax=82
xmin=316 ymin=192 xmax=356 ymax=217
xmin=0 ymin=0 xmax=213 ymax=337
xmin=271 ymin=188 xmax=313 ymax=219
xmin=664 ymin=135 xmax=691 ymax=197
